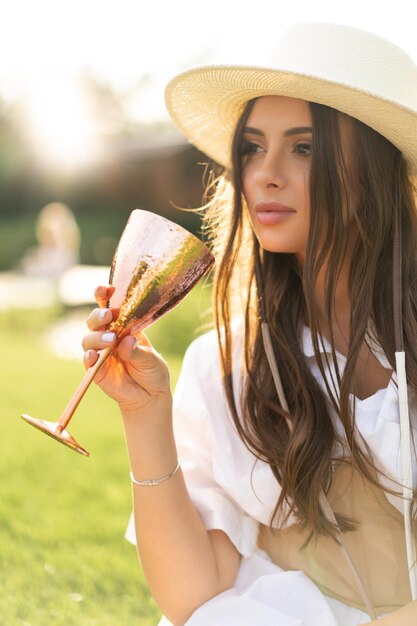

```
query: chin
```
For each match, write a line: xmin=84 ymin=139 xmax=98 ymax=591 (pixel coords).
xmin=259 ymin=240 xmax=304 ymax=255
xmin=253 ymin=227 xmax=306 ymax=254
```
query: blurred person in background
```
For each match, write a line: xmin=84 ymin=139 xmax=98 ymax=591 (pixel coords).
xmin=20 ymin=202 xmax=80 ymax=279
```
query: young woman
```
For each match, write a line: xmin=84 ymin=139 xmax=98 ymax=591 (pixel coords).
xmin=82 ymin=23 xmax=417 ymax=625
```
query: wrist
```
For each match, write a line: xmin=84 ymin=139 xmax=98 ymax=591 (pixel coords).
xmin=130 ymin=457 xmax=180 ymax=486
xmin=123 ymin=406 xmax=177 ymax=476
xmin=119 ymin=391 xmax=173 ymax=422
xmin=121 ymin=393 xmax=174 ymax=465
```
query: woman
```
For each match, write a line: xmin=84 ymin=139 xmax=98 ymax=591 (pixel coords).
xmin=82 ymin=23 xmax=417 ymax=625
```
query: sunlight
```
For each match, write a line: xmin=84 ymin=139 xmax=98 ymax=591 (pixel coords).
xmin=25 ymin=75 xmax=98 ymax=170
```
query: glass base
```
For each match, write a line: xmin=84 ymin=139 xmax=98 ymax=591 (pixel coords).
xmin=21 ymin=414 xmax=90 ymax=457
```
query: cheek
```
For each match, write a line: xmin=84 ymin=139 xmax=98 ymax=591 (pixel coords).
xmin=241 ymin=157 xmax=260 ymax=189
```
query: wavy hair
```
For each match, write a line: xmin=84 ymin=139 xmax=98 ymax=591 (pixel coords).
xmin=203 ymin=99 xmax=417 ymax=536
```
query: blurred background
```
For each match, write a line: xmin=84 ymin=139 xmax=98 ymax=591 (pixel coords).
xmin=0 ymin=1 xmax=415 ymax=624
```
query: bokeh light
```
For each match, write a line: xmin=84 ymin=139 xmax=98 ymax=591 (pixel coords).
xmin=24 ymin=74 xmax=98 ymax=169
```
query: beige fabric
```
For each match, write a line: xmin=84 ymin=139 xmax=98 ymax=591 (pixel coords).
xmin=258 ymin=462 xmax=413 ymax=616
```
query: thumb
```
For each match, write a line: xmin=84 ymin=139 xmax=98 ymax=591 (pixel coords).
xmin=116 ymin=335 xmax=162 ymax=369
xmin=117 ymin=334 xmax=170 ymax=392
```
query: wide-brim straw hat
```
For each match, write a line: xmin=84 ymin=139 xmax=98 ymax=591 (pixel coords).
xmin=165 ymin=22 xmax=417 ymax=174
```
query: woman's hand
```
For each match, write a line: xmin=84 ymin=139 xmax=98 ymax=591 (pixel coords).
xmin=82 ymin=285 xmax=172 ymax=418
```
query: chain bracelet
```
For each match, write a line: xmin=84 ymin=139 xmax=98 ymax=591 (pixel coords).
xmin=130 ymin=458 xmax=181 ymax=487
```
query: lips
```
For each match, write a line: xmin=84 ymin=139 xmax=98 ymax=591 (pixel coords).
xmin=255 ymin=202 xmax=296 ymax=225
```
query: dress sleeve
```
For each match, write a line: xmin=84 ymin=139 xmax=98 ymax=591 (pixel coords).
xmin=126 ymin=331 xmax=259 ymax=558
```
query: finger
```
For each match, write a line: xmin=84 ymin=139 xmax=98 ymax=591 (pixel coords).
xmin=94 ymin=285 xmax=115 ymax=308
xmin=117 ymin=335 xmax=156 ymax=367
xmin=83 ymin=349 xmax=99 ymax=369
xmin=86 ymin=307 xmax=119 ymax=332
xmin=132 ymin=330 xmax=152 ymax=347
xmin=82 ymin=330 xmax=117 ymax=352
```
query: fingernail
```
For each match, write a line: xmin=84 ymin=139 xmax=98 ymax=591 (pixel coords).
xmin=84 ymin=350 xmax=93 ymax=359
xmin=125 ymin=335 xmax=136 ymax=348
xmin=98 ymin=308 xmax=108 ymax=320
xmin=102 ymin=332 xmax=116 ymax=343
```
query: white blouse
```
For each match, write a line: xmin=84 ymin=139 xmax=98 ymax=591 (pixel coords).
xmin=126 ymin=326 xmax=416 ymax=625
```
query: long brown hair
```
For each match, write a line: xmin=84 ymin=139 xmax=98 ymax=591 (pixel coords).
xmin=203 ymin=98 xmax=417 ymax=536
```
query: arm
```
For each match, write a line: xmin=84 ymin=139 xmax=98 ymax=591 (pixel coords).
xmin=83 ymin=287 xmax=241 ymax=625
xmin=123 ymin=401 xmax=241 ymax=624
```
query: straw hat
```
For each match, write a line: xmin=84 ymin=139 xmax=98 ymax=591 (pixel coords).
xmin=165 ymin=22 xmax=417 ymax=173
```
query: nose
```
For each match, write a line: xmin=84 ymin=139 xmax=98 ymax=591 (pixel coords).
xmin=254 ymin=151 xmax=287 ymax=189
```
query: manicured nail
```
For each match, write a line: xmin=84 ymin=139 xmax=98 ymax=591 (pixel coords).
xmin=98 ymin=308 xmax=108 ymax=320
xmin=102 ymin=332 xmax=116 ymax=343
xmin=125 ymin=335 xmax=136 ymax=349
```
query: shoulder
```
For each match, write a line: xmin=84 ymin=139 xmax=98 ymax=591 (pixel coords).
xmin=173 ymin=329 xmax=231 ymax=446
xmin=185 ymin=327 xmax=219 ymax=358
xmin=182 ymin=321 xmax=245 ymax=378
xmin=174 ymin=329 xmax=222 ymax=410
xmin=174 ymin=323 xmax=245 ymax=424
xmin=181 ymin=328 xmax=220 ymax=380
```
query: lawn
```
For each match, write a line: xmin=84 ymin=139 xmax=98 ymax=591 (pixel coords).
xmin=0 ymin=283 xmax=212 ymax=626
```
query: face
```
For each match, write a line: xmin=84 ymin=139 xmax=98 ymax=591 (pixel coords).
xmin=241 ymin=95 xmax=312 ymax=255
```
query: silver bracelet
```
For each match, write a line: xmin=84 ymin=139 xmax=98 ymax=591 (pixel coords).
xmin=130 ymin=458 xmax=180 ymax=487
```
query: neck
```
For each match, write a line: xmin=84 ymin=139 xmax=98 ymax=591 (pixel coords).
xmin=315 ymin=256 xmax=351 ymax=331
xmin=299 ymin=224 xmax=357 ymax=338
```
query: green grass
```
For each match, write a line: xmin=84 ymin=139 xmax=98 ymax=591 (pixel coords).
xmin=0 ymin=283 xmax=212 ymax=625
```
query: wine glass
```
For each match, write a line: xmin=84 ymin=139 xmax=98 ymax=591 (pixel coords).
xmin=21 ymin=209 xmax=214 ymax=456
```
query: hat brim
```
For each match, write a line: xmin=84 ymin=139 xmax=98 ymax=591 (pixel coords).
xmin=165 ymin=65 xmax=417 ymax=174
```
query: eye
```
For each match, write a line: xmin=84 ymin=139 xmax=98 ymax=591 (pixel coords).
xmin=294 ymin=142 xmax=311 ymax=156
xmin=240 ymin=140 xmax=263 ymax=157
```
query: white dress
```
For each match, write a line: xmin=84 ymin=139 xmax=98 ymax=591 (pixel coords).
xmin=126 ymin=326 xmax=416 ymax=626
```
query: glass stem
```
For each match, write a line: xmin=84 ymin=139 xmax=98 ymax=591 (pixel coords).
xmin=56 ymin=347 xmax=114 ymax=433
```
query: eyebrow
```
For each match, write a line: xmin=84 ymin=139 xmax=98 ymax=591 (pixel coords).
xmin=244 ymin=126 xmax=313 ymax=137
